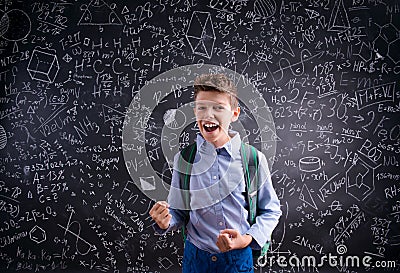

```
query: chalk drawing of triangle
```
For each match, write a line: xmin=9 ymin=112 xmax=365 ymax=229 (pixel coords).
xmin=78 ymin=0 xmax=122 ymax=26
xmin=193 ymin=40 xmax=211 ymax=58
xmin=299 ymin=184 xmax=318 ymax=210
xmin=27 ymin=105 xmax=35 ymax=114
xmin=102 ymin=104 xmax=124 ymax=123
xmin=277 ymin=36 xmax=295 ymax=57
xmin=305 ymin=8 xmax=320 ymax=20
xmin=328 ymin=0 xmax=350 ymax=32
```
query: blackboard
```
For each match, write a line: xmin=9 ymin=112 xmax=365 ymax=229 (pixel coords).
xmin=0 ymin=0 xmax=399 ymax=272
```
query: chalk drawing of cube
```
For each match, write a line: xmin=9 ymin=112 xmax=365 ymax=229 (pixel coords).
xmin=158 ymin=257 xmax=173 ymax=270
xmin=345 ymin=160 xmax=375 ymax=202
xmin=27 ymin=47 xmax=60 ymax=83
xmin=29 ymin=225 xmax=46 ymax=244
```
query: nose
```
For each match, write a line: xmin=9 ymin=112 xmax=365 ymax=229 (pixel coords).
xmin=206 ymin=106 xmax=214 ymax=116
xmin=204 ymin=106 xmax=215 ymax=119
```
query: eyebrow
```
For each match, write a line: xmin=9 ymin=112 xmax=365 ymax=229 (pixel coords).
xmin=195 ymin=101 xmax=225 ymax=106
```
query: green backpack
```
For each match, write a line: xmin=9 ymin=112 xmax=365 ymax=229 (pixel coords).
xmin=178 ymin=141 xmax=270 ymax=260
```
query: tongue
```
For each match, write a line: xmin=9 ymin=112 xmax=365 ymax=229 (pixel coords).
xmin=205 ymin=125 xmax=218 ymax=132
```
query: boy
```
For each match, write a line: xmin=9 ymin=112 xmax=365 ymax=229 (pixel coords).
xmin=150 ymin=73 xmax=281 ymax=273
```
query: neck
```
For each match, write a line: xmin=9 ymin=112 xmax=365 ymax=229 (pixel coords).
xmin=213 ymin=134 xmax=231 ymax=148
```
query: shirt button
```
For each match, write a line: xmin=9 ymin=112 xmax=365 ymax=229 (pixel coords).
xmin=213 ymin=175 xmax=217 ymax=180
xmin=219 ymin=222 xmax=223 ymax=226
xmin=211 ymin=256 xmax=217 ymax=262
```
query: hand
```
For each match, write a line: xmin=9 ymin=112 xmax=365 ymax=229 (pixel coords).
xmin=149 ymin=201 xmax=172 ymax=229
xmin=216 ymin=229 xmax=253 ymax=252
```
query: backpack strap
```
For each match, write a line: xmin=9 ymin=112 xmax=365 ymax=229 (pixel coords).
xmin=178 ymin=143 xmax=197 ymax=241
xmin=241 ymin=143 xmax=271 ymax=259
xmin=240 ymin=142 xmax=259 ymax=225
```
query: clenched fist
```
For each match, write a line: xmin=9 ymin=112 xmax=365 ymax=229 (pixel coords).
xmin=216 ymin=229 xmax=253 ymax=252
xmin=149 ymin=201 xmax=172 ymax=230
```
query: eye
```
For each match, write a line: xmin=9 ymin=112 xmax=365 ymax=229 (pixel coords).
xmin=196 ymin=106 xmax=206 ymax=110
xmin=214 ymin=105 xmax=225 ymax=111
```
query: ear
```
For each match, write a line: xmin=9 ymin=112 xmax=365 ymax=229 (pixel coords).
xmin=231 ymin=107 xmax=240 ymax=122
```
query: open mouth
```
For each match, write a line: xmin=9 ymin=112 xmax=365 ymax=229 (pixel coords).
xmin=203 ymin=122 xmax=219 ymax=133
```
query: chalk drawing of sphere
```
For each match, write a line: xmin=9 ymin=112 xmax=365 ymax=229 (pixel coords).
xmin=254 ymin=0 xmax=276 ymax=18
xmin=163 ymin=108 xmax=186 ymax=130
xmin=0 ymin=9 xmax=31 ymax=41
xmin=0 ymin=125 xmax=7 ymax=150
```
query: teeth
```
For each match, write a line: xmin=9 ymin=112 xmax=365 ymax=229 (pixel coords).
xmin=204 ymin=123 xmax=218 ymax=127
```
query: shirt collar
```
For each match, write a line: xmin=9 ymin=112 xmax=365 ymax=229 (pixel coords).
xmin=196 ymin=130 xmax=241 ymax=158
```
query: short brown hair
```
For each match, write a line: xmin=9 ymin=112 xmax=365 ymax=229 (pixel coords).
xmin=194 ymin=73 xmax=238 ymax=108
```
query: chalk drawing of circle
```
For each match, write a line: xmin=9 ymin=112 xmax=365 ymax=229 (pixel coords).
xmin=0 ymin=125 xmax=7 ymax=150
xmin=1 ymin=9 xmax=31 ymax=41
xmin=299 ymin=156 xmax=321 ymax=172
xmin=163 ymin=109 xmax=186 ymax=130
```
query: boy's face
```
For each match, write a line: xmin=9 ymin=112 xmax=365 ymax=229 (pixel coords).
xmin=194 ymin=90 xmax=240 ymax=147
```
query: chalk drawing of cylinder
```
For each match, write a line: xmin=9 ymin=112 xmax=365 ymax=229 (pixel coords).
xmin=299 ymin=156 xmax=321 ymax=172
xmin=27 ymin=47 xmax=60 ymax=83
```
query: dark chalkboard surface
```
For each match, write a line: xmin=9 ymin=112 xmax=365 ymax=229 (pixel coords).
xmin=0 ymin=0 xmax=399 ymax=272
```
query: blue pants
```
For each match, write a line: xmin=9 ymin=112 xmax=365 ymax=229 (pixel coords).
xmin=182 ymin=240 xmax=254 ymax=273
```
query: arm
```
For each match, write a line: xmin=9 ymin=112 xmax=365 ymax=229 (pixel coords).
xmin=150 ymin=201 xmax=172 ymax=229
xmin=150 ymin=202 xmax=187 ymax=235
xmin=216 ymin=229 xmax=253 ymax=252
xmin=150 ymin=153 xmax=188 ymax=234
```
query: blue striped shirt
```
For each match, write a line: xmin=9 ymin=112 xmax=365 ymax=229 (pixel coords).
xmin=154 ymin=131 xmax=281 ymax=254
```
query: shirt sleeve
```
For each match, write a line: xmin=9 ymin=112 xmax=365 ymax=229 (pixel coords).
xmin=245 ymin=151 xmax=282 ymax=250
xmin=152 ymin=153 xmax=188 ymax=235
